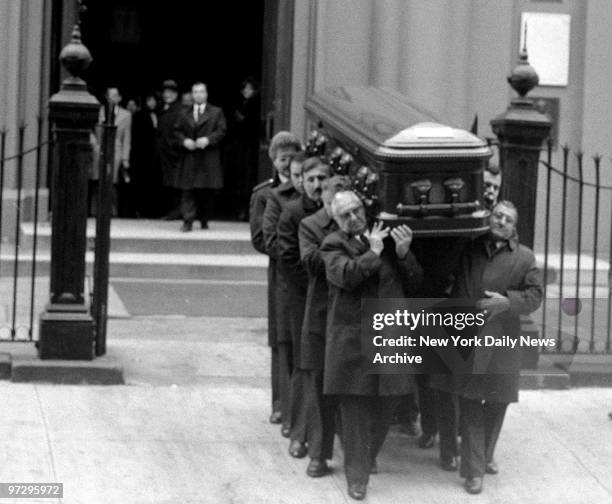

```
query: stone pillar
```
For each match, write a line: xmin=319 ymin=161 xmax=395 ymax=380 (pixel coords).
xmin=491 ymin=45 xmax=551 ymax=371
xmin=38 ymin=24 xmax=99 ymax=360
xmin=490 ymin=46 xmax=551 ymax=249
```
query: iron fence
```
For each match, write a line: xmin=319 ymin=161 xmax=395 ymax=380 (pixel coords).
xmin=539 ymin=139 xmax=612 ymax=354
xmin=0 ymin=118 xmax=50 ymax=342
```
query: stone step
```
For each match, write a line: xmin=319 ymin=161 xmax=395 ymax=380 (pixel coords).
xmin=0 ymin=251 xmax=268 ymax=281
xmin=20 ymin=219 xmax=257 ymax=255
xmin=536 ymin=253 xmax=610 ymax=287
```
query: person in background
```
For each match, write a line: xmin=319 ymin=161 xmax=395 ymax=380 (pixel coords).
xmin=157 ymin=79 xmax=184 ymax=220
xmin=174 ymin=82 xmax=227 ymax=231
xmin=225 ymin=77 xmax=261 ymax=221
xmin=126 ymin=98 xmax=140 ymax=115
xmin=483 ymin=164 xmax=502 ymax=210
xmin=250 ymin=131 xmax=302 ymax=426
xmin=181 ymin=91 xmax=194 ymax=108
xmin=130 ymin=93 xmax=161 ymax=217
xmin=89 ymin=86 xmax=132 ymax=217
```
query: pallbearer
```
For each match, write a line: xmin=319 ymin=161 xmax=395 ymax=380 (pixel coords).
xmin=320 ymin=191 xmax=423 ymax=500
xmin=250 ymin=131 xmax=302 ymax=425
xmin=262 ymin=147 xmax=306 ymax=436
xmin=278 ymin=157 xmax=331 ymax=459
xmin=296 ymin=175 xmax=352 ymax=476
xmin=434 ymin=201 xmax=542 ymax=495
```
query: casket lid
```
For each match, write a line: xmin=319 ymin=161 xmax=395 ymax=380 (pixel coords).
xmin=383 ymin=122 xmax=487 ymax=150
xmin=377 ymin=122 xmax=491 ymax=160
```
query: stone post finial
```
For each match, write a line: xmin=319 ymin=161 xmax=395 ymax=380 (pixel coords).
xmin=507 ymin=23 xmax=539 ymax=99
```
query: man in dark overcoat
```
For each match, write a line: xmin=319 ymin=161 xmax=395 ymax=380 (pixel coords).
xmin=175 ymin=82 xmax=227 ymax=231
xmin=157 ymin=79 xmax=183 ymax=219
xmin=298 ymin=175 xmax=352 ymax=477
xmin=441 ymin=200 xmax=542 ymax=495
xmin=249 ymin=131 xmax=302 ymax=424
xmin=278 ymin=158 xmax=330 ymax=460
xmin=262 ymin=150 xmax=305 ymax=437
xmin=320 ymin=191 xmax=423 ymax=501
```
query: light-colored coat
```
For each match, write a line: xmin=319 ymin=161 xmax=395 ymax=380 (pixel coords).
xmin=90 ymin=106 xmax=132 ymax=184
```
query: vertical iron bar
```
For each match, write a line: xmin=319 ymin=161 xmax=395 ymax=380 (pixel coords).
xmin=11 ymin=124 xmax=26 ymax=340
xmin=589 ymin=156 xmax=601 ymax=352
xmin=573 ymin=152 xmax=584 ymax=353
xmin=92 ymin=104 xmax=115 ymax=356
xmin=28 ymin=115 xmax=44 ymax=340
xmin=606 ymin=157 xmax=612 ymax=353
xmin=0 ymin=128 xmax=6 ymax=271
xmin=541 ymin=139 xmax=553 ymax=346
xmin=556 ymin=145 xmax=570 ymax=351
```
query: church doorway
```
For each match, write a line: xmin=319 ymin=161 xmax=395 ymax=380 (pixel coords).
xmin=76 ymin=0 xmax=266 ymax=219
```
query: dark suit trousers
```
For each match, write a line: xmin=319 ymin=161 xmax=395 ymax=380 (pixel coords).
xmin=459 ymin=396 xmax=508 ymax=478
xmin=436 ymin=390 xmax=459 ymax=462
xmin=304 ymin=369 xmax=336 ymax=460
xmin=278 ymin=342 xmax=293 ymax=431
xmin=339 ymin=395 xmax=399 ymax=487
xmin=290 ymin=369 xmax=308 ymax=443
xmin=181 ymin=188 xmax=214 ymax=224
xmin=271 ymin=345 xmax=279 ymax=411
xmin=417 ymin=374 xmax=438 ymax=436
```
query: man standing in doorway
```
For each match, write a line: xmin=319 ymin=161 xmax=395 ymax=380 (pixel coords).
xmin=175 ymin=82 xmax=227 ymax=231
xmin=90 ymin=87 xmax=131 ymax=217
xmin=157 ymin=79 xmax=184 ymax=219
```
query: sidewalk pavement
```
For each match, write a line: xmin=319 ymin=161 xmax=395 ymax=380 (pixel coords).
xmin=0 ymin=316 xmax=611 ymax=504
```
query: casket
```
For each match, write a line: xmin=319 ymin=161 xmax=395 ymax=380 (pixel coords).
xmin=306 ymin=86 xmax=493 ymax=237
xmin=375 ymin=122 xmax=492 ymax=236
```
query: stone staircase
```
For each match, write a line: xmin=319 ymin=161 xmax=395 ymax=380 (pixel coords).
xmin=17 ymin=219 xmax=267 ymax=281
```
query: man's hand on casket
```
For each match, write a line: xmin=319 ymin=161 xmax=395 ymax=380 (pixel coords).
xmin=477 ymin=290 xmax=510 ymax=319
xmin=364 ymin=221 xmax=389 ymax=256
xmin=391 ymin=224 xmax=414 ymax=259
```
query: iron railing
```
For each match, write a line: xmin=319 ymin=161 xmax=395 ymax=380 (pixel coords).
xmin=0 ymin=117 xmax=50 ymax=342
xmin=539 ymin=139 xmax=612 ymax=354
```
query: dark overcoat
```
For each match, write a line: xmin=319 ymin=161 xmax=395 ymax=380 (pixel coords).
xmin=262 ymin=181 xmax=300 ymax=345
xmin=225 ymin=95 xmax=260 ymax=197
xmin=321 ymin=230 xmax=424 ymax=396
xmin=277 ymin=194 xmax=321 ymax=363
xmin=298 ymin=208 xmax=337 ymax=370
xmin=249 ymin=177 xmax=279 ymax=347
xmin=432 ymin=234 xmax=543 ymax=403
xmin=156 ymin=101 xmax=183 ymax=187
xmin=174 ymin=103 xmax=227 ymax=189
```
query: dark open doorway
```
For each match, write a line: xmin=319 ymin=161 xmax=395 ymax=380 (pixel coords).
xmin=77 ymin=0 xmax=265 ymax=219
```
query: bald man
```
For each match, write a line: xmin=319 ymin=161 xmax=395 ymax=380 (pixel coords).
xmin=320 ymin=191 xmax=423 ymax=500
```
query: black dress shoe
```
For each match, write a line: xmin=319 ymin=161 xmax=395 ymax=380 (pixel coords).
xmin=306 ymin=458 xmax=330 ymax=477
xmin=347 ymin=483 xmax=367 ymax=500
xmin=464 ymin=477 xmax=483 ymax=495
xmin=418 ymin=433 xmax=435 ymax=449
xmin=180 ymin=222 xmax=192 ymax=232
xmin=269 ymin=410 xmax=282 ymax=424
xmin=280 ymin=425 xmax=291 ymax=438
xmin=288 ymin=440 xmax=307 ymax=458
xmin=485 ymin=460 xmax=499 ymax=475
xmin=440 ymin=457 xmax=458 ymax=472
